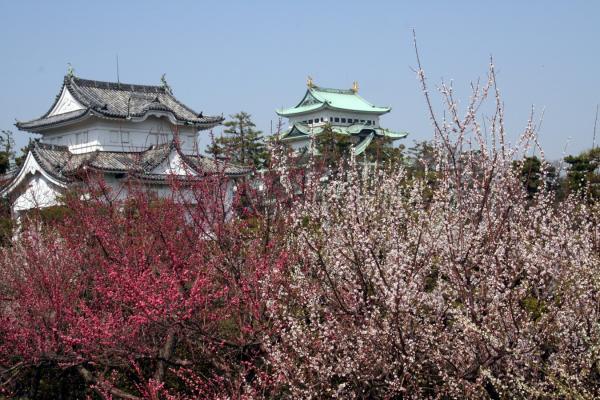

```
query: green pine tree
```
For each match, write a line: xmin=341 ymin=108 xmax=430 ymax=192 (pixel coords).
xmin=0 ymin=130 xmax=15 ymax=174
xmin=314 ymin=124 xmax=353 ymax=165
xmin=207 ymin=112 xmax=268 ymax=168
xmin=512 ymin=156 xmax=558 ymax=198
xmin=564 ymin=147 xmax=599 ymax=200
xmin=314 ymin=124 xmax=404 ymax=166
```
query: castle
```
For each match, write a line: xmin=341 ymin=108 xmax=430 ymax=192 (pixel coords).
xmin=1 ymin=74 xmax=407 ymax=219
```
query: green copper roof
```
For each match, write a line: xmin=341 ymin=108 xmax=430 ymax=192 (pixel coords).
xmin=353 ymin=132 xmax=375 ymax=155
xmin=280 ymin=123 xmax=408 ymax=141
xmin=276 ymin=86 xmax=391 ymax=117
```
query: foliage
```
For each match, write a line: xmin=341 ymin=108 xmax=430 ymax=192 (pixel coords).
xmin=0 ymin=59 xmax=599 ymax=399
xmin=564 ymin=147 xmax=600 ymax=200
xmin=0 ymin=130 xmax=15 ymax=174
xmin=207 ymin=112 xmax=269 ymax=169
xmin=313 ymin=124 xmax=353 ymax=166
xmin=0 ymin=197 xmax=12 ymax=246
xmin=512 ymin=156 xmax=558 ymax=198
xmin=263 ymin=59 xmax=600 ymax=399
xmin=0 ymin=171 xmax=294 ymax=399
xmin=314 ymin=125 xmax=406 ymax=167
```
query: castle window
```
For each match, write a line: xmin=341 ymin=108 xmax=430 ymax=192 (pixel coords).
xmin=341 ymin=118 xmax=346 ymax=123
xmin=334 ymin=117 xmax=340 ymax=122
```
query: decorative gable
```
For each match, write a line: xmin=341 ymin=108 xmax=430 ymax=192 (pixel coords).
xmin=299 ymin=92 xmax=321 ymax=107
xmin=150 ymin=149 xmax=198 ymax=176
xmin=48 ymin=87 xmax=85 ymax=117
xmin=3 ymin=151 xmax=66 ymax=212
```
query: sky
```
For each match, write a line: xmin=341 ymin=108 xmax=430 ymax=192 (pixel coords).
xmin=0 ymin=0 xmax=599 ymax=160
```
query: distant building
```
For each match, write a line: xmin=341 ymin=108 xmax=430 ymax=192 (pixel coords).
xmin=276 ymin=78 xmax=407 ymax=154
xmin=1 ymin=73 xmax=246 ymax=219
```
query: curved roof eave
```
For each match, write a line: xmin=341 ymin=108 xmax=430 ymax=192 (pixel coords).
xmin=16 ymin=109 xmax=93 ymax=133
xmin=119 ymin=110 xmax=223 ymax=129
xmin=17 ymin=75 xmax=225 ymax=133
xmin=277 ymin=103 xmax=391 ymax=117
xmin=276 ymin=102 xmax=326 ymax=117
xmin=0 ymin=152 xmax=67 ymax=197
xmin=17 ymin=109 xmax=222 ymax=134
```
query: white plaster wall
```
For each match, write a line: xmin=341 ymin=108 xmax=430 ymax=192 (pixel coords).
xmin=40 ymin=117 xmax=202 ymax=154
xmin=287 ymin=110 xmax=380 ymax=128
xmin=12 ymin=173 xmax=63 ymax=212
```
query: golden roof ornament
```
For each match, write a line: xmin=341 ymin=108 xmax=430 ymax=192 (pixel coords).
xmin=352 ymin=81 xmax=359 ymax=93
xmin=307 ymin=75 xmax=314 ymax=88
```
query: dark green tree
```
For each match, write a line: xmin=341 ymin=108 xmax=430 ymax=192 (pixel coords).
xmin=564 ymin=147 xmax=599 ymax=200
xmin=207 ymin=112 xmax=268 ymax=168
xmin=363 ymin=137 xmax=405 ymax=165
xmin=512 ymin=156 xmax=558 ymax=198
xmin=314 ymin=125 xmax=353 ymax=166
xmin=314 ymin=125 xmax=405 ymax=167
xmin=0 ymin=131 xmax=16 ymax=244
xmin=0 ymin=130 xmax=15 ymax=174
xmin=406 ymin=141 xmax=436 ymax=179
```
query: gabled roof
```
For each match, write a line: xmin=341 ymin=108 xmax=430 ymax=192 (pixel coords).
xmin=16 ymin=75 xmax=224 ymax=132
xmin=276 ymin=85 xmax=391 ymax=117
xmin=11 ymin=141 xmax=248 ymax=186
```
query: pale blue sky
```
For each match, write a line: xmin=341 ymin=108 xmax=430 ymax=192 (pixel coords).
xmin=1 ymin=1 xmax=598 ymax=159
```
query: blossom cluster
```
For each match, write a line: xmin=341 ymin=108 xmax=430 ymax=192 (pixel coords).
xmin=0 ymin=62 xmax=598 ymax=399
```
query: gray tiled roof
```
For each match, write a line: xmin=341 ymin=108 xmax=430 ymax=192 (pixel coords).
xmin=17 ymin=76 xmax=224 ymax=132
xmin=29 ymin=142 xmax=249 ymax=183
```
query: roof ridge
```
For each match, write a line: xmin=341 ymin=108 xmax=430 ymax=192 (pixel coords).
xmin=35 ymin=141 xmax=69 ymax=151
xmin=70 ymin=76 xmax=166 ymax=93
xmin=312 ymin=86 xmax=355 ymax=95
